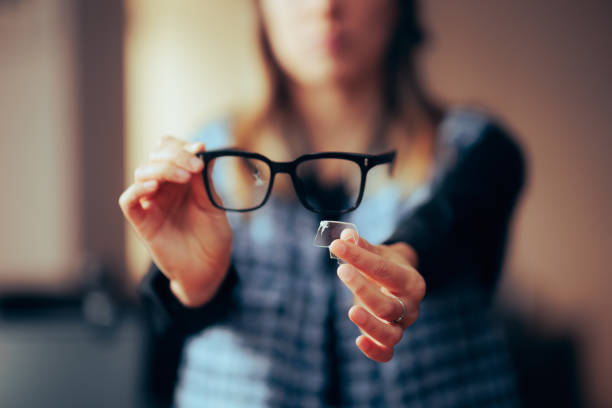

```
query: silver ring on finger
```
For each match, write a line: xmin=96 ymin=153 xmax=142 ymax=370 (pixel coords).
xmin=392 ymin=296 xmax=407 ymax=324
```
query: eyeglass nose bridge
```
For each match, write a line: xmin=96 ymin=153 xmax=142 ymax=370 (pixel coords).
xmin=272 ymin=161 xmax=295 ymax=174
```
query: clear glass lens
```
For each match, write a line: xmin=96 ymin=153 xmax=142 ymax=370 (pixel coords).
xmin=296 ymin=158 xmax=361 ymax=212
xmin=207 ymin=156 xmax=271 ymax=210
xmin=314 ymin=220 xmax=358 ymax=261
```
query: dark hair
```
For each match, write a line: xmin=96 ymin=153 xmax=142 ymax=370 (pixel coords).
xmin=384 ymin=0 xmax=433 ymax=116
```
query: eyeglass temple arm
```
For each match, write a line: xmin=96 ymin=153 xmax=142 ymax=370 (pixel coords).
xmin=368 ymin=151 xmax=397 ymax=175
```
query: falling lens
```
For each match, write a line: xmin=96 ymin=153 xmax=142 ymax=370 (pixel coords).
xmin=295 ymin=158 xmax=362 ymax=212
xmin=207 ymin=155 xmax=271 ymax=210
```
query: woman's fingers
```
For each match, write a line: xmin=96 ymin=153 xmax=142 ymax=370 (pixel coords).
xmin=149 ymin=141 xmax=205 ymax=173
xmin=183 ymin=141 xmax=205 ymax=155
xmin=330 ymin=238 xmax=411 ymax=294
xmin=143 ymin=139 xmax=209 ymax=207
xmin=340 ymin=228 xmax=381 ymax=256
xmin=356 ymin=335 xmax=394 ymax=363
xmin=148 ymin=137 xmax=205 ymax=181
xmin=121 ymin=137 xmax=212 ymax=226
xmin=349 ymin=305 xmax=403 ymax=348
xmin=118 ymin=180 xmax=159 ymax=220
xmin=134 ymin=162 xmax=194 ymax=184
xmin=332 ymin=231 xmax=426 ymax=362
xmin=337 ymin=263 xmax=405 ymax=323
xmin=149 ymin=149 xmax=203 ymax=173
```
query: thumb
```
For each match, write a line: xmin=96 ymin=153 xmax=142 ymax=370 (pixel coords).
xmin=183 ymin=142 xmax=219 ymax=211
xmin=340 ymin=228 xmax=383 ymax=256
xmin=190 ymin=156 xmax=226 ymax=212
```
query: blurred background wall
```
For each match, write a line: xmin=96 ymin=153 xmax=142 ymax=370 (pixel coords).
xmin=0 ymin=0 xmax=79 ymax=290
xmin=0 ymin=0 xmax=125 ymax=290
xmin=1 ymin=0 xmax=610 ymax=406
xmin=421 ymin=2 xmax=612 ymax=406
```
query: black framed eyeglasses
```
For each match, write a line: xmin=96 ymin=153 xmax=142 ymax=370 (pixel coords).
xmin=196 ymin=149 xmax=396 ymax=214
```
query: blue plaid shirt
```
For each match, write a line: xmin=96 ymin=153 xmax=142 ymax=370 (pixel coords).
xmin=145 ymin=108 xmax=521 ymax=407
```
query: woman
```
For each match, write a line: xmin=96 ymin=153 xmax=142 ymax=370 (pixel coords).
xmin=119 ymin=0 xmax=524 ymax=406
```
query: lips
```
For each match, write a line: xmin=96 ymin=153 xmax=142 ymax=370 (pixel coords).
xmin=320 ymin=30 xmax=347 ymax=55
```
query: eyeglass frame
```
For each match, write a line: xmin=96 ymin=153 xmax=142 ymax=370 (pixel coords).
xmin=196 ymin=149 xmax=397 ymax=214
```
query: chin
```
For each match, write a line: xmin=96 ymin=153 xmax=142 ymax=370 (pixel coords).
xmin=297 ymin=60 xmax=361 ymax=88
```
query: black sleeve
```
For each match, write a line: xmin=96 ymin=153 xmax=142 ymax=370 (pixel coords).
xmin=139 ymin=262 xmax=239 ymax=335
xmin=384 ymin=122 xmax=526 ymax=292
xmin=138 ymin=264 xmax=238 ymax=407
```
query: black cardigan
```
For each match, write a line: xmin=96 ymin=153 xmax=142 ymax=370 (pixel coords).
xmin=139 ymin=120 xmax=526 ymax=405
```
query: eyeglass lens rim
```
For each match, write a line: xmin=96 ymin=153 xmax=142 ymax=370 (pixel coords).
xmin=196 ymin=149 xmax=396 ymax=214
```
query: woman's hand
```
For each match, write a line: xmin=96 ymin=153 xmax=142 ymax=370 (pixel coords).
xmin=330 ymin=229 xmax=425 ymax=363
xmin=118 ymin=136 xmax=233 ymax=308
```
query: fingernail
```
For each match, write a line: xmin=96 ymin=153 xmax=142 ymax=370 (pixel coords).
xmin=356 ymin=335 xmax=368 ymax=350
xmin=330 ymin=239 xmax=345 ymax=256
xmin=350 ymin=306 xmax=367 ymax=324
xmin=341 ymin=229 xmax=358 ymax=245
xmin=342 ymin=233 xmax=356 ymax=243
xmin=189 ymin=157 xmax=202 ymax=170
xmin=143 ymin=180 xmax=156 ymax=190
xmin=176 ymin=168 xmax=190 ymax=181
xmin=186 ymin=142 xmax=203 ymax=153
xmin=337 ymin=264 xmax=355 ymax=281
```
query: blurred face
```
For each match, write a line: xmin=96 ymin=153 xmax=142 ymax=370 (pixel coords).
xmin=259 ymin=0 xmax=398 ymax=87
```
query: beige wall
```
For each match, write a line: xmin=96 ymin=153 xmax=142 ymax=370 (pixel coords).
xmin=124 ymin=1 xmax=612 ymax=405
xmin=0 ymin=0 xmax=79 ymax=290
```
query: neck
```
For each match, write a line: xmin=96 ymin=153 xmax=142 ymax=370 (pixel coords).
xmin=288 ymin=75 xmax=385 ymax=152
